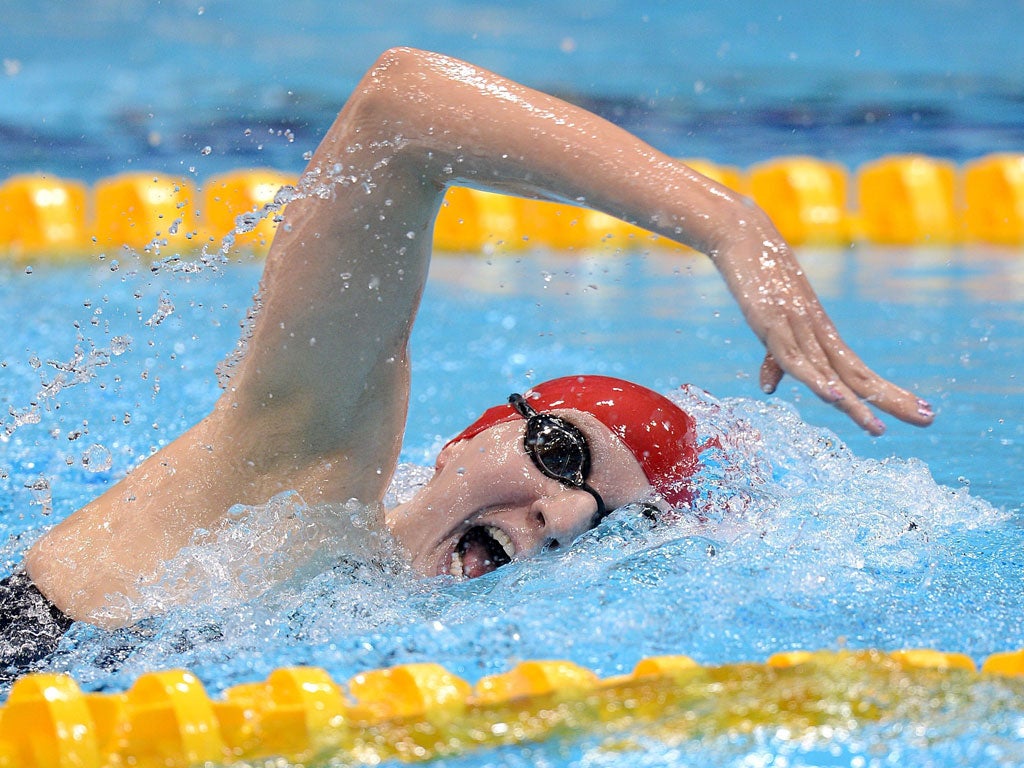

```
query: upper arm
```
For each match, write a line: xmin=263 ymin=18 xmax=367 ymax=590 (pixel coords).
xmin=213 ymin=52 xmax=449 ymax=501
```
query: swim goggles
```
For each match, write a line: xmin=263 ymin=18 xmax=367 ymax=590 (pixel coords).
xmin=509 ymin=392 xmax=609 ymax=527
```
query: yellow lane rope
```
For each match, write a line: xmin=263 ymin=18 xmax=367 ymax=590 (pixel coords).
xmin=1 ymin=648 xmax=1022 ymax=767
xmin=1 ymin=154 xmax=1023 ymax=261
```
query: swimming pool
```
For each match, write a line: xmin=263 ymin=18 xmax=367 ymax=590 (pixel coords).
xmin=3 ymin=1 xmax=1024 ymax=765
xmin=1 ymin=242 xmax=1022 ymax=764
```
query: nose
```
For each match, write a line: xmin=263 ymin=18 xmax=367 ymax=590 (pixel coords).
xmin=529 ymin=490 xmax=599 ymax=548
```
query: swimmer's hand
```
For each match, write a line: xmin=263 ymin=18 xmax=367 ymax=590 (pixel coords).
xmin=734 ymin=242 xmax=934 ymax=436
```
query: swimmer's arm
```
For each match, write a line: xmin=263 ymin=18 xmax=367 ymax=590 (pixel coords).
xmin=24 ymin=59 xmax=441 ymax=624
xmin=365 ymin=47 xmax=933 ymax=434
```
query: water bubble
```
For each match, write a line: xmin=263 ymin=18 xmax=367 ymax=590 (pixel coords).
xmin=82 ymin=444 xmax=113 ymax=472
xmin=110 ymin=335 xmax=132 ymax=356
xmin=146 ymin=293 xmax=175 ymax=327
xmin=200 ymin=146 xmax=212 ymax=156
xmin=25 ymin=475 xmax=52 ymax=515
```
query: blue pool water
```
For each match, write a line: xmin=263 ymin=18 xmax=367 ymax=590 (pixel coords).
xmin=0 ymin=245 xmax=1022 ymax=765
xmin=3 ymin=1 xmax=1024 ymax=764
xmin=3 ymin=1 xmax=1024 ymax=179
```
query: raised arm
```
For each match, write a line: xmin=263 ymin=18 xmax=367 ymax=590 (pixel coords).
xmin=343 ymin=47 xmax=932 ymax=433
xmin=246 ymin=47 xmax=932 ymax=447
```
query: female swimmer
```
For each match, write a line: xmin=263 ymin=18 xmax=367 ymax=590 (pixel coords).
xmin=4 ymin=48 xmax=933 ymax=673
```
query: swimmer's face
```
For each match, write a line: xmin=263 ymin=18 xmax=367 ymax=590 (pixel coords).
xmin=385 ymin=408 xmax=651 ymax=579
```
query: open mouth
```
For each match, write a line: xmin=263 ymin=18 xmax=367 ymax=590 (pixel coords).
xmin=449 ymin=525 xmax=516 ymax=579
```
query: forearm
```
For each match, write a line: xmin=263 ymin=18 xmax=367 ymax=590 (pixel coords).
xmin=26 ymin=416 xmax=242 ymax=625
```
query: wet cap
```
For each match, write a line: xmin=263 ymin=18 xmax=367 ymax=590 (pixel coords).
xmin=443 ymin=375 xmax=700 ymax=507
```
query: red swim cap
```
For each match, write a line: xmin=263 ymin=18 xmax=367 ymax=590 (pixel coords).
xmin=442 ymin=375 xmax=699 ymax=507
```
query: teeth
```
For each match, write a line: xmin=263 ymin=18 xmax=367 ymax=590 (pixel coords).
xmin=449 ymin=525 xmax=517 ymax=579
xmin=450 ymin=549 xmax=464 ymax=578
xmin=485 ymin=525 xmax=516 ymax=560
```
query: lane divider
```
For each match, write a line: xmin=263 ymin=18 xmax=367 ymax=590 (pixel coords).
xmin=0 ymin=649 xmax=1022 ymax=767
xmin=1 ymin=153 xmax=1022 ymax=260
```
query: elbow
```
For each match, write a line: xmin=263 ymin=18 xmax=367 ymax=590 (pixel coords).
xmin=366 ymin=47 xmax=419 ymax=82
xmin=360 ymin=47 xmax=435 ymax=101
xmin=343 ymin=47 xmax=438 ymax=137
xmin=343 ymin=47 xmax=422 ymax=113
xmin=371 ymin=46 xmax=432 ymax=72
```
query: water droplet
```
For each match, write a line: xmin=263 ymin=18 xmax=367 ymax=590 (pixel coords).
xmin=146 ymin=292 xmax=175 ymax=327
xmin=200 ymin=145 xmax=212 ymax=156
xmin=110 ymin=335 xmax=132 ymax=356
xmin=82 ymin=444 xmax=113 ymax=472
xmin=24 ymin=474 xmax=52 ymax=514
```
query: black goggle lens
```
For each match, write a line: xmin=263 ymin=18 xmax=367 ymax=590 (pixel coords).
xmin=509 ymin=393 xmax=608 ymax=524
xmin=524 ymin=414 xmax=590 ymax=485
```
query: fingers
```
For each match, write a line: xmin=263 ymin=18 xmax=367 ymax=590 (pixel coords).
xmin=759 ymin=310 xmax=934 ymax=435
xmin=827 ymin=352 xmax=936 ymax=428
xmin=759 ymin=353 xmax=784 ymax=394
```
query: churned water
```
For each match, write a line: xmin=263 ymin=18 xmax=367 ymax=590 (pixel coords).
xmin=0 ymin=244 xmax=1021 ymax=764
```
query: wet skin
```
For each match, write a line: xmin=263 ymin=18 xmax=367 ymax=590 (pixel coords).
xmin=386 ymin=409 xmax=651 ymax=579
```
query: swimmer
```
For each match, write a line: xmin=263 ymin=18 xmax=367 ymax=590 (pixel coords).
xmin=3 ymin=48 xmax=933 ymax=674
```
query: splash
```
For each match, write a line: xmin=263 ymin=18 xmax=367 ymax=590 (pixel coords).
xmin=30 ymin=391 xmax=1014 ymax=697
xmin=134 ymin=490 xmax=401 ymax=619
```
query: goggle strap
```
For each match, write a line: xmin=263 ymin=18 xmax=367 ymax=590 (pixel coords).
xmin=509 ymin=392 xmax=537 ymax=419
